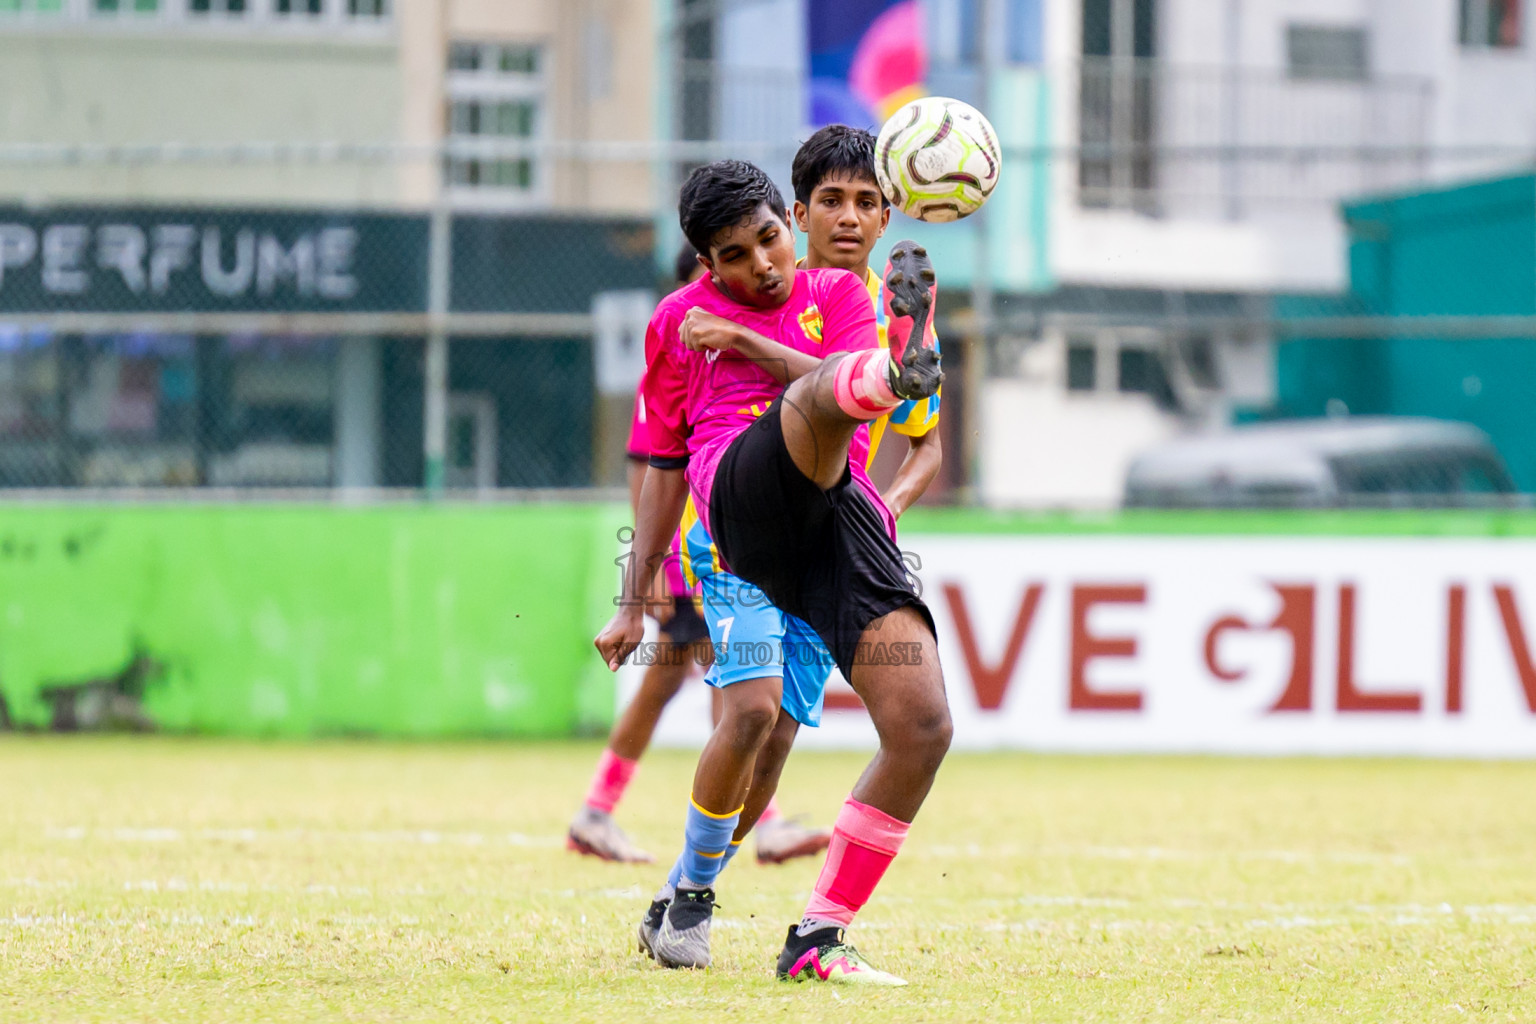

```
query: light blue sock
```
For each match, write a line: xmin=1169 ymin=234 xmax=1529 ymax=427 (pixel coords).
xmin=677 ymin=795 xmax=741 ymax=889
xmin=662 ymin=853 xmax=685 ymax=898
xmin=720 ymin=839 xmax=744 ymax=873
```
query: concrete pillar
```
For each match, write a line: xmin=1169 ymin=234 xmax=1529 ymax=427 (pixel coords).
xmin=334 ymin=336 xmax=383 ymax=489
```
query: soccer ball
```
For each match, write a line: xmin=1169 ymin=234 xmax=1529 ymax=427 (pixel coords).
xmin=874 ymin=96 xmax=1002 ymax=222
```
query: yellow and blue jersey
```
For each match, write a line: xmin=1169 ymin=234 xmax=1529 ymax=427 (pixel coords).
xmin=862 ymin=264 xmax=941 ymax=459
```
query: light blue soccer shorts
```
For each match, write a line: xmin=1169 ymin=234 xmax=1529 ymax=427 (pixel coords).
xmin=699 ymin=571 xmax=836 ymax=728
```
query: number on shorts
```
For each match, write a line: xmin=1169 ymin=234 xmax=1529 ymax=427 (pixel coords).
xmin=717 ymin=616 xmax=735 ymax=646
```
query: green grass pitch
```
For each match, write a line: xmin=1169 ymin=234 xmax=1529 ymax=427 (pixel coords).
xmin=3 ymin=738 xmax=1534 ymax=1022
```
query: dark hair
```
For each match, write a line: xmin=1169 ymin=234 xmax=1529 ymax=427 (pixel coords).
xmin=677 ymin=160 xmax=788 ymax=257
xmin=791 ymin=124 xmax=884 ymax=206
xmin=673 ymin=241 xmax=700 ymax=285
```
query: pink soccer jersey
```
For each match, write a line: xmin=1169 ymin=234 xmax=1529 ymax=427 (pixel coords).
xmin=625 ymin=376 xmax=649 ymax=461
xmin=644 ymin=266 xmax=884 ymax=546
xmin=625 ymin=372 xmax=692 ymax=600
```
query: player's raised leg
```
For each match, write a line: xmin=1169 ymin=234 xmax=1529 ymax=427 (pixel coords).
xmin=774 ymin=242 xmax=941 ymax=492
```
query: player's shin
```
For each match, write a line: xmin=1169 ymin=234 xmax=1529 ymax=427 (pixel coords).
xmin=831 ymin=349 xmax=903 ymax=421
xmin=648 ymin=797 xmax=741 ymax=969
xmin=679 ymin=796 xmax=741 ymax=889
xmin=582 ymin=747 xmax=637 ymax=814
xmin=798 ymin=797 xmax=909 ymax=934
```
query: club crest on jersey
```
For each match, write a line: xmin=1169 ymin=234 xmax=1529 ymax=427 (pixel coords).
xmin=798 ymin=305 xmax=824 ymax=344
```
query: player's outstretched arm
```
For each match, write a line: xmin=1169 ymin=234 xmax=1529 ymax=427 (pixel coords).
xmin=881 ymin=428 xmax=943 ymax=519
xmin=594 ymin=465 xmax=688 ymax=671
xmin=681 ymin=309 xmax=819 ymax=385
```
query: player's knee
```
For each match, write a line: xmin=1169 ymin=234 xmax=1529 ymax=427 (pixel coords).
xmin=792 ymin=357 xmax=837 ymax=396
xmin=647 ymin=657 xmax=691 ymax=700
xmin=757 ymin=713 xmax=797 ymax=769
xmin=720 ymin=688 xmax=780 ymax=749
xmin=915 ymin=703 xmax=953 ymax=764
xmin=888 ymin=697 xmax=952 ymax=772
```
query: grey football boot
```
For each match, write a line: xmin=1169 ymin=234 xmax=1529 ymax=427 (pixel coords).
xmin=649 ymin=886 xmax=717 ymax=969
xmin=567 ymin=807 xmax=654 ymax=863
xmin=637 ymin=895 xmax=669 ymax=958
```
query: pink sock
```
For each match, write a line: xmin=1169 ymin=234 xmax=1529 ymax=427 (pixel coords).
xmin=801 ymin=797 xmax=909 ymax=928
xmin=758 ymin=795 xmax=783 ymax=826
xmin=832 ymin=350 xmax=900 ymax=420
xmin=583 ymin=748 xmax=638 ymax=814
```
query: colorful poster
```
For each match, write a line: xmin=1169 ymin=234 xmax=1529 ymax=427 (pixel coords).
xmin=807 ymin=0 xmax=927 ymax=128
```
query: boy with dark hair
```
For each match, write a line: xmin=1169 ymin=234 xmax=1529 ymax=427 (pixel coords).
xmin=596 ymin=157 xmax=949 ymax=986
xmin=789 ymin=124 xmax=942 ymax=519
xmin=640 ymin=124 xmax=944 ymax=879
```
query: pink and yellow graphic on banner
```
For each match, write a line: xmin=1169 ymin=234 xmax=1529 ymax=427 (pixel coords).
xmin=808 ymin=0 xmax=926 ymax=128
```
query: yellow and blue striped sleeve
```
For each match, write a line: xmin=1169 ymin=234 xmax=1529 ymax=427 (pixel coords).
xmin=678 ymin=494 xmax=722 ymax=589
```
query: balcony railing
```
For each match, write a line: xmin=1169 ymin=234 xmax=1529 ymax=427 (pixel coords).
xmin=1077 ymin=58 xmax=1436 ymax=218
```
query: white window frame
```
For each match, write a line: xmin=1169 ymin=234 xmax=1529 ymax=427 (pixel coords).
xmin=0 ymin=0 xmax=69 ymax=18
xmin=269 ymin=0 xmax=326 ymax=22
xmin=1460 ymin=0 xmax=1523 ymax=49
xmin=183 ymin=0 xmax=252 ymax=17
xmin=1062 ymin=327 xmax=1164 ymax=395
xmin=86 ymin=0 xmax=164 ymax=19
xmin=0 ymin=0 xmax=391 ymax=30
xmin=443 ymin=41 xmax=549 ymax=208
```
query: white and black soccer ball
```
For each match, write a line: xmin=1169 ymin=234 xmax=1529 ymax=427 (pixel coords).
xmin=874 ymin=96 xmax=1002 ymax=223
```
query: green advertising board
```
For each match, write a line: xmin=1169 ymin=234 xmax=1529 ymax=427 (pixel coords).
xmin=0 ymin=502 xmax=626 ymax=736
xmin=4 ymin=502 xmax=1535 ymax=737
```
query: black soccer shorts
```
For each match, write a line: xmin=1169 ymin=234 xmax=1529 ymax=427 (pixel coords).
xmin=657 ymin=594 xmax=710 ymax=647
xmin=707 ymin=397 xmax=935 ymax=681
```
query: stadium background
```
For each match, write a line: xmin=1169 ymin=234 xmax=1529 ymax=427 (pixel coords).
xmin=3 ymin=0 xmax=1536 ymax=750
xmin=7 ymin=4 xmax=1536 ymax=1021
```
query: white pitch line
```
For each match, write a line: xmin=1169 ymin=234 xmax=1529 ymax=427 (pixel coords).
xmin=918 ymin=843 xmax=1414 ymax=867
xmin=995 ymin=894 xmax=1536 ymax=921
xmin=8 ymin=897 xmax=1536 ymax=934
xmin=44 ymin=826 xmax=563 ymax=848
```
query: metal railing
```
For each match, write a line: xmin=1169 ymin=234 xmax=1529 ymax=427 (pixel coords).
xmin=1077 ymin=58 xmax=1436 ymax=216
xmin=2 ymin=137 xmax=1536 ymax=505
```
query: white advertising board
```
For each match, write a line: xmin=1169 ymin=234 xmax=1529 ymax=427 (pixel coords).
xmin=619 ymin=536 xmax=1536 ymax=757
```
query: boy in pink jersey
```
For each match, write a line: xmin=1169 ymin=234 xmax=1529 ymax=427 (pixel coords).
xmin=596 ymin=160 xmax=949 ymax=985
xmin=569 ymin=244 xmax=832 ymax=866
xmin=632 ymin=126 xmax=945 ymax=884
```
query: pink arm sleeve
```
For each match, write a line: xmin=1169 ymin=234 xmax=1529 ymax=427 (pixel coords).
xmin=642 ymin=317 xmax=690 ymax=465
xmin=664 ymin=529 xmax=691 ymax=598
xmin=625 ymin=373 xmax=649 ymax=459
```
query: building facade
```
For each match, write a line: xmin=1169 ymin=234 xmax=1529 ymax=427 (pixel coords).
xmin=674 ymin=0 xmax=1536 ymax=506
xmin=0 ymin=0 xmax=660 ymax=492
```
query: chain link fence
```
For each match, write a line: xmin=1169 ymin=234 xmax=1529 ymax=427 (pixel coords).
xmin=3 ymin=138 xmax=1536 ymax=505
xmin=0 ymin=147 xmax=662 ymax=493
